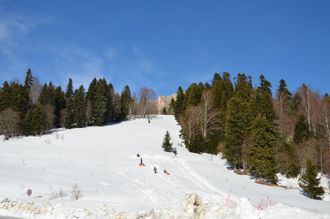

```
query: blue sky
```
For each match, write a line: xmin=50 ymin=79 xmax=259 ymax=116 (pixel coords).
xmin=0 ymin=0 xmax=329 ymax=96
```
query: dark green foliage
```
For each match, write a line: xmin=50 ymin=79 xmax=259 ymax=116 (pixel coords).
xmin=184 ymin=83 xmax=202 ymax=107
xmin=23 ymin=104 xmax=45 ymax=136
xmin=64 ymin=79 xmax=75 ymax=129
xmin=255 ymin=75 xmax=276 ymax=122
xmin=73 ymin=86 xmax=86 ymax=128
xmin=293 ymin=115 xmax=310 ymax=144
xmin=234 ymin=74 xmax=253 ymax=101
xmin=224 ymin=97 xmax=249 ymax=168
xmin=211 ymin=72 xmax=233 ymax=141
xmin=24 ymin=69 xmax=33 ymax=89
xmin=65 ymin=78 xmax=73 ymax=99
xmin=162 ymin=107 xmax=167 ymax=115
xmin=174 ymin=87 xmax=185 ymax=119
xmin=162 ymin=131 xmax=173 ymax=152
xmin=0 ymin=81 xmax=11 ymax=112
xmin=39 ymin=83 xmax=55 ymax=106
xmin=248 ymin=115 xmax=278 ymax=184
xmin=299 ymin=160 xmax=325 ymax=200
xmin=120 ymin=85 xmax=132 ymax=120
xmin=276 ymin=142 xmax=300 ymax=178
xmin=93 ymin=80 xmax=109 ymax=125
xmin=54 ymin=86 xmax=66 ymax=127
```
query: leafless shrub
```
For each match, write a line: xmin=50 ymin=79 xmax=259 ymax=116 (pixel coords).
xmin=50 ymin=189 xmax=68 ymax=200
xmin=0 ymin=108 xmax=20 ymax=139
xmin=71 ymin=184 xmax=82 ymax=200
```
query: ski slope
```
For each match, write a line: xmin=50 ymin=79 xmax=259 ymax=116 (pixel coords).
xmin=0 ymin=115 xmax=329 ymax=218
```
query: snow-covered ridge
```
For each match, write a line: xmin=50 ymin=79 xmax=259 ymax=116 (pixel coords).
xmin=0 ymin=115 xmax=329 ymax=218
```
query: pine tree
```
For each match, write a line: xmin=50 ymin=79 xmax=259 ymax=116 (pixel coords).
xmin=86 ymin=78 xmax=97 ymax=125
xmin=255 ymin=75 xmax=276 ymax=122
xmin=184 ymin=83 xmax=202 ymax=107
xmin=23 ymin=104 xmax=45 ymax=136
xmin=211 ymin=72 xmax=233 ymax=142
xmin=54 ymin=86 xmax=66 ymax=127
xmin=0 ymin=81 xmax=11 ymax=111
xmin=73 ymin=85 xmax=86 ymax=127
xmin=93 ymin=80 xmax=108 ymax=125
xmin=293 ymin=115 xmax=310 ymax=144
xmin=174 ymin=87 xmax=185 ymax=119
xmin=64 ymin=79 xmax=75 ymax=128
xmin=162 ymin=131 xmax=173 ymax=152
xmin=299 ymin=159 xmax=325 ymax=200
xmin=120 ymin=85 xmax=132 ymax=120
xmin=65 ymin=78 xmax=73 ymax=99
xmin=248 ymin=115 xmax=278 ymax=184
xmin=24 ymin=68 xmax=33 ymax=89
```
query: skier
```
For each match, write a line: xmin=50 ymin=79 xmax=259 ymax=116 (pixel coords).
xmin=164 ymin=169 xmax=170 ymax=175
xmin=139 ymin=158 xmax=145 ymax=166
xmin=137 ymin=153 xmax=140 ymax=157
xmin=153 ymin=166 xmax=158 ymax=174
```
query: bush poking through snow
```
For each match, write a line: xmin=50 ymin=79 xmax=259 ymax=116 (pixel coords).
xmin=71 ymin=184 xmax=82 ymax=200
xmin=50 ymin=189 xmax=68 ymax=200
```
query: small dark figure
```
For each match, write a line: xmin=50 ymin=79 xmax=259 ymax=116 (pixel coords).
xmin=137 ymin=153 xmax=140 ymax=157
xmin=164 ymin=170 xmax=170 ymax=175
xmin=27 ymin=189 xmax=32 ymax=196
xmin=173 ymin=148 xmax=177 ymax=156
xmin=153 ymin=166 xmax=158 ymax=174
xmin=139 ymin=158 xmax=145 ymax=166
xmin=148 ymin=116 xmax=151 ymax=123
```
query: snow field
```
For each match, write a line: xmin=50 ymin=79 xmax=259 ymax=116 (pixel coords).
xmin=0 ymin=115 xmax=329 ymax=218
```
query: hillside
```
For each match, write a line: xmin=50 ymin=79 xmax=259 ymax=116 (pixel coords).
xmin=0 ymin=115 xmax=329 ymax=218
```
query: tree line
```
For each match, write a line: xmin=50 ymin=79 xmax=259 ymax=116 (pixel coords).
xmin=171 ymin=72 xmax=330 ymax=194
xmin=0 ymin=69 xmax=158 ymax=139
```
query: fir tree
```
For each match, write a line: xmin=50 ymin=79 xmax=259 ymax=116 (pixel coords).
xmin=65 ymin=78 xmax=73 ymax=99
xmin=299 ymin=159 xmax=325 ymax=200
xmin=174 ymin=87 xmax=185 ymax=119
xmin=248 ymin=115 xmax=278 ymax=184
xmin=0 ymin=81 xmax=11 ymax=111
xmin=24 ymin=68 xmax=33 ymax=89
xmin=255 ymin=75 xmax=276 ymax=122
xmin=64 ymin=79 xmax=75 ymax=128
xmin=162 ymin=131 xmax=173 ymax=152
xmin=184 ymin=83 xmax=202 ymax=107
xmin=86 ymin=78 xmax=97 ymax=125
xmin=93 ymin=80 xmax=108 ymax=125
xmin=73 ymin=85 xmax=86 ymax=128
xmin=23 ymin=104 xmax=45 ymax=136
xmin=54 ymin=86 xmax=66 ymax=127
xmin=224 ymin=96 xmax=248 ymax=169
xmin=293 ymin=115 xmax=310 ymax=144
xmin=120 ymin=85 xmax=132 ymax=120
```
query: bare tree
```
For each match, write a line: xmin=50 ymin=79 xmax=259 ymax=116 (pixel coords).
xmin=195 ymin=90 xmax=220 ymax=138
xmin=0 ymin=108 xmax=20 ymax=139
xmin=321 ymin=96 xmax=330 ymax=148
xmin=30 ymin=77 xmax=43 ymax=104
xmin=139 ymin=87 xmax=156 ymax=117
xmin=179 ymin=106 xmax=199 ymax=145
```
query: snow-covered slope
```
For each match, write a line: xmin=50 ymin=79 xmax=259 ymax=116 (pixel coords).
xmin=0 ymin=115 xmax=329 ymax=218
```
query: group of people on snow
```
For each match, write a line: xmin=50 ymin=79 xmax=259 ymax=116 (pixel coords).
xmin=137 ymin=153 xmax=170 ymax=175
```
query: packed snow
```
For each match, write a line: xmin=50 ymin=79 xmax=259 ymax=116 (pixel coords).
xmin=0 ymin=115 xmax=329 ymax=218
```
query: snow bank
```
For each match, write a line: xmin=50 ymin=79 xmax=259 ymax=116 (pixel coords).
xmin=0 ymin=193 xmax=329 ymax=219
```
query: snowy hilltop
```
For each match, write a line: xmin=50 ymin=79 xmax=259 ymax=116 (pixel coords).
xmin=0 ymin=115 xmax=329 ymax=218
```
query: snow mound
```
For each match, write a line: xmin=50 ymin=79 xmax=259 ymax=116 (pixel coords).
xmin=0 ymin=193 xmax=329 ymax=219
